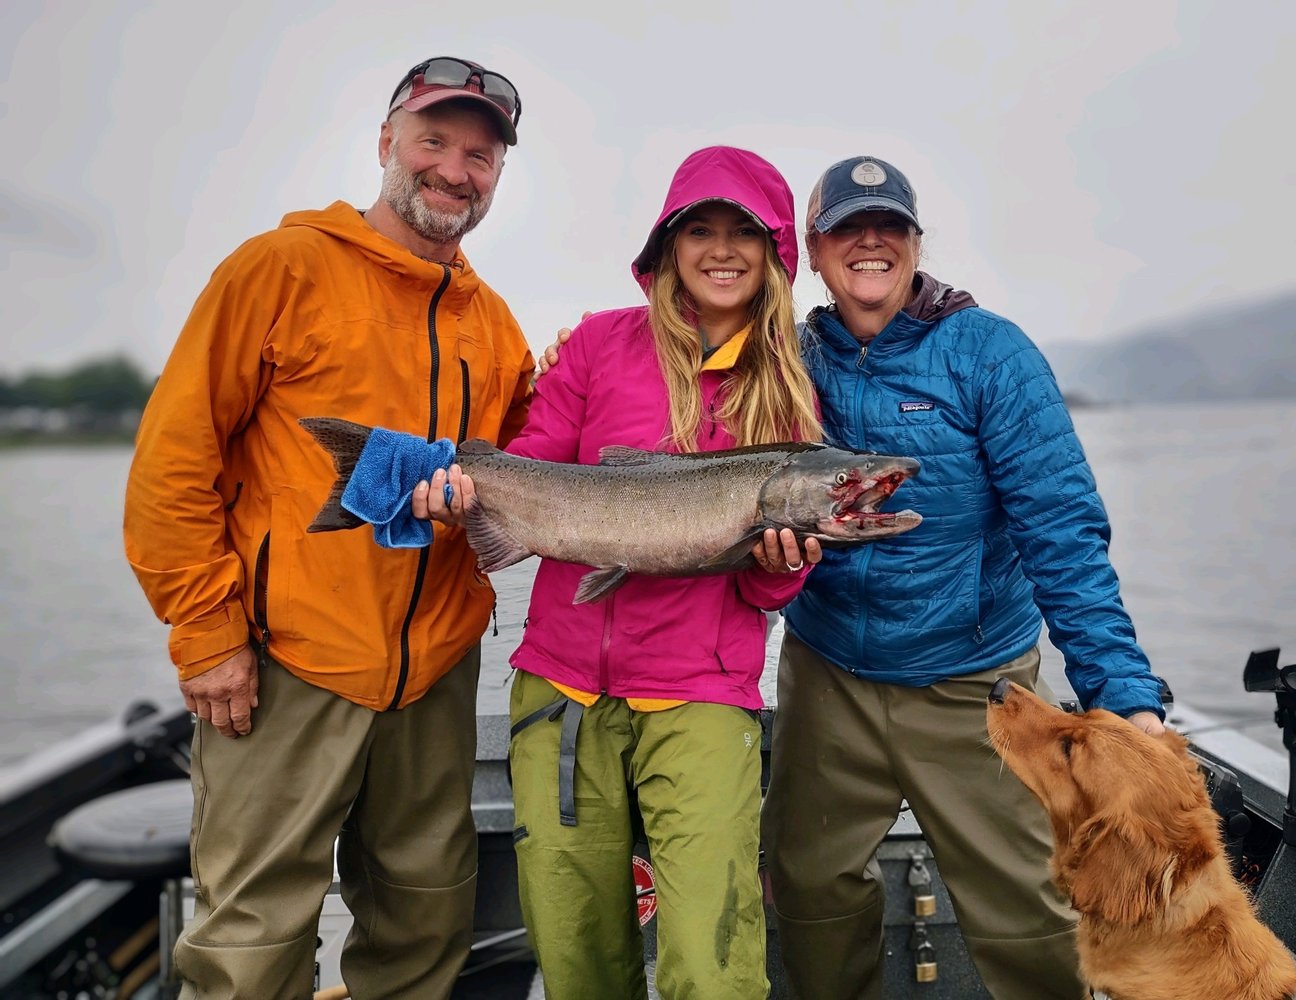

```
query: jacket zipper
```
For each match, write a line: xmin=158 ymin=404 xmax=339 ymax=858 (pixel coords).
xmin=598 ymin=596 xmax=615 ymax=695
xmin=387 ymin=265 xmax=452 ymax=711
xmin=856 ymin=344 xmax=869 ymax=369
xmin=252 ymin=533 xmax=272 ymax=667
xmin=853 ymin=542 xmax=875 ymax=659
xmin=458 ymin=359 xmax=471 ymax=444
xmin=973 ymin=534 xmax=988 ymax=644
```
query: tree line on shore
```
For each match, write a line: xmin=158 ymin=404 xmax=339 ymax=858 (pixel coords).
xmin=0 ymin=355 xmax=156 ymax=442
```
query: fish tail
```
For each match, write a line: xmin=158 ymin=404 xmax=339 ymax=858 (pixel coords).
xmin=298 ymin=416 xmax=373 ymax=532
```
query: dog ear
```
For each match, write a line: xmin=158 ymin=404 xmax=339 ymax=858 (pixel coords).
xmin=1062 ymin=813 xmax=1177 ymax=925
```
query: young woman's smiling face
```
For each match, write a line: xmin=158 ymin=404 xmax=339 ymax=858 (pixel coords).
xmin=672 ymin=202 xmax=768 ymax=344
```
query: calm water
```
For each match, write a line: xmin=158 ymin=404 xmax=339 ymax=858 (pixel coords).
xmin=1 ymin=399 xmax=1293 ymax=768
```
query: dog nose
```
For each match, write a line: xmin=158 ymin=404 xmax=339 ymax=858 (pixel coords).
xmin=988 ymin=677 xmax=1011 ymax=704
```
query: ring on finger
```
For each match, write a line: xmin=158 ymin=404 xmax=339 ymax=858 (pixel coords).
xmin=786 ymin=559 xmax=804 ymax=572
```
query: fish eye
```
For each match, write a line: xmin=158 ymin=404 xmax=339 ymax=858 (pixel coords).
xmin=835 ymin=472 xmax=848 ymax=485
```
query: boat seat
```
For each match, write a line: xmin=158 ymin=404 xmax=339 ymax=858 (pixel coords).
xmin=48 ymin=778 xmax=192 ymax=880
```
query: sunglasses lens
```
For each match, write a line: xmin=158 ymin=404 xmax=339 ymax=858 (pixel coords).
xmin=479 ymin=73 xmax=520 ymax=122
xmin=417 ymin=58 xmax=477 ymax=87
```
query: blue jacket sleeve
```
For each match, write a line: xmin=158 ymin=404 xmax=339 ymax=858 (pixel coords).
xmin=975 ymin=321 xmax=1164 ymax=718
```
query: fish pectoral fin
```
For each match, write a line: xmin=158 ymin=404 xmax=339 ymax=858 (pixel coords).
xmin=693 ymin=530 xmax=766 ymax=572
xmin=464 ymin=501 xmax=533 ymax=573
xmin=573 ymin=566 xmax=630 ymax=604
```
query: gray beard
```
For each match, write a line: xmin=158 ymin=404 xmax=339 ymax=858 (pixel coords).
xmin=380 ymin=156 xmax=493 ymax=246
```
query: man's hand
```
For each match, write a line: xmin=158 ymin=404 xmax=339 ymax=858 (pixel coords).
xmin=1126 ymin=710 xmax=1166 ymax=737
xmin=180 ymin=645 xmax=259 ymax=739
xmin=536 ymin=311 xmax=591 ymax=376
xmin=412 ymin=465 xmax=477 ymax=527
xmin=751 ymin=528 xmax=822 ymax=573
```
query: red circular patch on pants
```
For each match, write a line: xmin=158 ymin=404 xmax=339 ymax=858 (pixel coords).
xmin=633 ymin=854 xmax=657 ymax=926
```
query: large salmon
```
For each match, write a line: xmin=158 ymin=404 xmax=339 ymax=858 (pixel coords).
xmin=301 ymin=417 xmax=922 ymax=603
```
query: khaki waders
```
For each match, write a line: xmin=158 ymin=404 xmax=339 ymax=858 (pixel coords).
xmin=176 ymin=648 xmax=481 ymax=1000
xmin=508 ymin=668 xmax=769 ymax=999
xmin=763 ymin=634 xmax=1086 ymax=1000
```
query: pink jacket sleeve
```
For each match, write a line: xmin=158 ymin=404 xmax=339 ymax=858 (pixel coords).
xmin=735 ymin=562 xmax=812 ymax=612
xmin=504 ymin=318 xmax=600 ymax=463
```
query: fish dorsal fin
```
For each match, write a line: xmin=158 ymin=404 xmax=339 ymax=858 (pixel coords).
xmin=597 ymin=446 xmax=666 ymax=467
xmin=701 ymin=441 xmax=826 ymax=458
xmin=457 ymin=438 xmax=499 ymax=457
xmin=694 ymin=528 xmax=766 ymax=572
xmin=598 ymin=441 xmax=828 ymax=467
xmin=464 ymin=498 xmax=533 ymax=573
xmin=573 ymin=565 xmax=631 ymax=604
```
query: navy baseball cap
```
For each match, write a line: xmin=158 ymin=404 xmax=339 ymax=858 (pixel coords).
xmin=810 ymin=156 xmax=922 ymax=234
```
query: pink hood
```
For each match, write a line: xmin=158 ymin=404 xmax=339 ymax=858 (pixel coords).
xmin=631 ymin=146 xmax=798 ymax=293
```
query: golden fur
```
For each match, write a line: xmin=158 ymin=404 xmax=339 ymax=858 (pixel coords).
xmin=987 ymin=682 xmax=1296 ymax=1000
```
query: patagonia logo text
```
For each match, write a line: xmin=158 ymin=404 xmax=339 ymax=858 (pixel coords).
xmin=899 ymin=401 xmax=934 ymax=413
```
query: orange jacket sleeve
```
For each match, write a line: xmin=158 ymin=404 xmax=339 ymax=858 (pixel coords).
xmin=124 ymin=238 xmax=296 ymax=678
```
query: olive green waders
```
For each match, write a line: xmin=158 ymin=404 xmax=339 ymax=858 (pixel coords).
xmin=508 ymin=668 xmax=768 ymax=999
xmin=763 ymin=635 xmax=1086 ymax=1000
xmin=176 ymin=649 xmax=480 ymax=1000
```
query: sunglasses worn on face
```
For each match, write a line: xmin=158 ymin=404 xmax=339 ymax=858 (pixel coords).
xmin=389 ymin=57 xmax=522 ymax=126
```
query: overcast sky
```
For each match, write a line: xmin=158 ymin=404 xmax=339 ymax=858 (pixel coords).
xmin=2 ymin=0 xmax=1292 ymax=377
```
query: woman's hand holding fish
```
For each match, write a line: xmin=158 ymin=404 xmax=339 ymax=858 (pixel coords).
xmin=412 ymin=465 xmax=477 ymax=527
xmin=753 ymin=528 xmax=821 ymax=574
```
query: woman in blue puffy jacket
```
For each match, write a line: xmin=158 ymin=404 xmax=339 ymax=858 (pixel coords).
xmin=761 ymin=155 xmax=1168 ymax=1000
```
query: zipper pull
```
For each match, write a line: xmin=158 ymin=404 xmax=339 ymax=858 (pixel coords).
xmin=856 ymin=344 xmax=869 ymax=370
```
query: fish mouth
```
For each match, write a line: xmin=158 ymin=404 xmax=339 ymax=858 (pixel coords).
xmin=823 ymin=467 xmax=922 ymax=538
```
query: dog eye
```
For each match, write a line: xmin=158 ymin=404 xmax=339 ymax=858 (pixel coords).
xmin=1060 ymin=735 xmax=1073 ymax=760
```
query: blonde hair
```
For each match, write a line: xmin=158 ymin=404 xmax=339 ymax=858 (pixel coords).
xmin=646 ymin=230 xmax=822 ymax=452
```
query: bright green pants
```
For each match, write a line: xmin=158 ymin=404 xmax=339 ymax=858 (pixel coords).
xmin=763 ymin=636 xmax=1085 ymax=1000
xmin=508 ymin=668 xmax=768 ymax=999
xmin=176 ymin=650 xmax=480 ymax=1000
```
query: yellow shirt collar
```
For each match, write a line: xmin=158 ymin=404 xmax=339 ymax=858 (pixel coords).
xmin=700 ymin=324 xmax=751 ymax=372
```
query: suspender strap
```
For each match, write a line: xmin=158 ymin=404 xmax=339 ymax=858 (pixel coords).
xmin=558 ymin=698 xmax=585 ymax=827
xmin=509 ymin=695 xmax=569 ymax=739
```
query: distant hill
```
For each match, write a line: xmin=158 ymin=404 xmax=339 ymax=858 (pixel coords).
xmin=1042 ymin=290 xmax=1296 ymax=405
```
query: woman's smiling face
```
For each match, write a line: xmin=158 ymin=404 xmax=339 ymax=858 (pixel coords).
xmin=672 ymin=202 xmax=768 ymax=341
xmin=809 ymin=210 xmax=920 ymax=333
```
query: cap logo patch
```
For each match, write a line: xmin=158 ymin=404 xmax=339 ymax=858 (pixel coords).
xmin=851 ymin=161 xmax=887 ymax=188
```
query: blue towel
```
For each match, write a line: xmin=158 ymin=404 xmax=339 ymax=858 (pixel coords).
xmin=340 ymin=427 xmax=457 ymax=549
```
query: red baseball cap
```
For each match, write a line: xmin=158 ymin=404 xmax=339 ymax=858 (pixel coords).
xmin=388 ymin=57 xmax=520 ymax=146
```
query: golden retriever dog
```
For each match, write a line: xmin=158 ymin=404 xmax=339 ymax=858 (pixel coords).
xmin=986 ymin=678 xmax=1296 ymax=1000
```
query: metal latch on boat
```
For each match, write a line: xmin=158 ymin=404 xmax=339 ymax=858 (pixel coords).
xmin=907 ymin=851 xmax=936 ymax=917
xmin=909 ymin=920 xmax=938 ymax=982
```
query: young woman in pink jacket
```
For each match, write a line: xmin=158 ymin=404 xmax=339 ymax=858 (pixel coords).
xmin=504 ymin=146 xmax=820 ymax=998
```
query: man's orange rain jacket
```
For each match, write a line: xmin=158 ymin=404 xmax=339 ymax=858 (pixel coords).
xmin=124 ymin=201 xmax=535 ymax=711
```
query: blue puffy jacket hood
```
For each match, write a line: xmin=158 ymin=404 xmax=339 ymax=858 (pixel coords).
xmin=631 ymin=146 xmax=798 ymax=294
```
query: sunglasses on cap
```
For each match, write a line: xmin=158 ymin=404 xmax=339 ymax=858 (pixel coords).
xmin=388 ymin=57 xmax=522 ymax=128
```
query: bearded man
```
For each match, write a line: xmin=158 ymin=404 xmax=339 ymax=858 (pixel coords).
xmin=124 ymin=57 xmax=534 ymax=999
